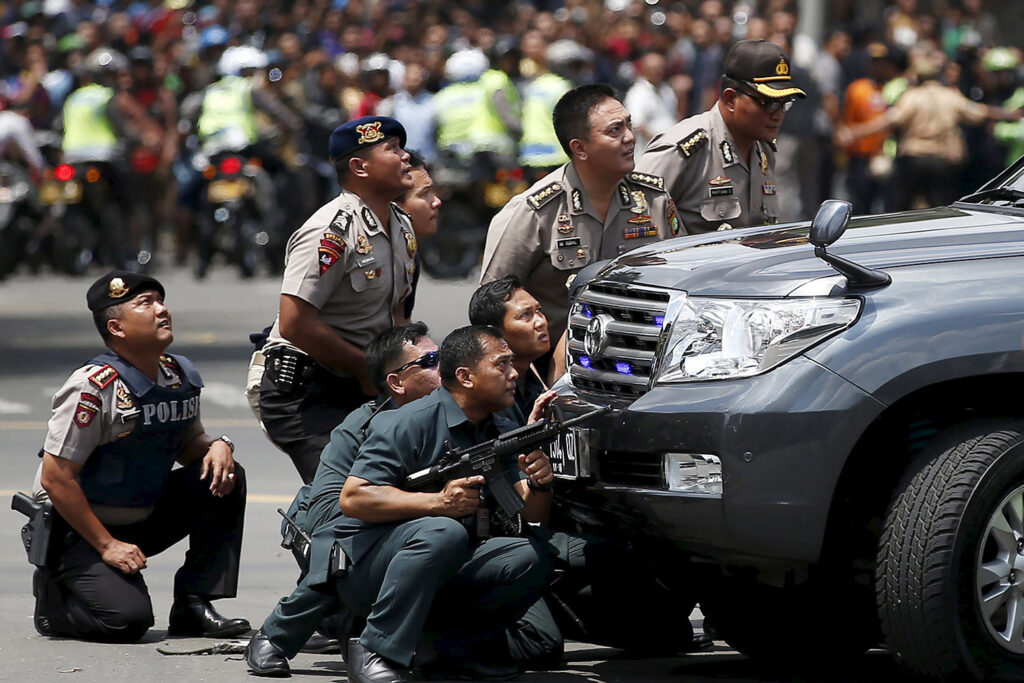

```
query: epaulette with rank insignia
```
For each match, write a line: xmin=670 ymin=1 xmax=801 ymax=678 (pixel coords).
xmin=526 ymin=182 xmax=562 ymax=210
xmin=678 ymin=129 xmax=708 ymax=157
xmin=628 ymin=172 xmax=665 ymax=191
xmin=88 ymin=365 xmax=118 ymax=390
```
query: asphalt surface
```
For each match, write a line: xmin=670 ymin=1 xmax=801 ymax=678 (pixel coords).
xmin=0 ymin=266 xmax=904 ymax=682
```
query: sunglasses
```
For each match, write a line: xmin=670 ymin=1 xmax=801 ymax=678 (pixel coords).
xmin=390 ymin=350 xmax=439 ymax=374
xmin=737 ymin=86 xmax=795 ymax=114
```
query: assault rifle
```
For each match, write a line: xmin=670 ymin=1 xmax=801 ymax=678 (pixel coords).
xmin=406 ymin=404 xmax=611 ymax=518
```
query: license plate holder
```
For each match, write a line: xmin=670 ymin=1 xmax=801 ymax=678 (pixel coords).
xmin=548 ymin=427 xmax=590 ymax=480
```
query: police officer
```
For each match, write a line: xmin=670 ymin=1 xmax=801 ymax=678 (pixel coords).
xmin=31 ymin=271 xmax=248 ymax=643
xmin=245 ymin=323 xmax=441 ymax=677
xmin=481 ymin=83 xmax=681 ymax=344
xmin=635 ymin=39 xmax=806 ymax=234
xmin=338 ymin=326 xmax=554 ymax=683
xmin=259 ymin=116 xmax=417 ymax=483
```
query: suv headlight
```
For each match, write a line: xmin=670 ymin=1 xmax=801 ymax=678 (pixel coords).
xmin=654 ymin=295 xmax=861 ymax=383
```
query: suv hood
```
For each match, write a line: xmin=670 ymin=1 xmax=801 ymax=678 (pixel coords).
xmin=596 ymin=207 xmax=1024 ymax=297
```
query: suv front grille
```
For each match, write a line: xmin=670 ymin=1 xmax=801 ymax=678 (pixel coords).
xmin=567 ymin=281 xmax=670 ymax=398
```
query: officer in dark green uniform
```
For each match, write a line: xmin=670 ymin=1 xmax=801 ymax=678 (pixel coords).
xmin=244 ymin=323 xmax=440 ymax=677
xmin=338 ymin=326 xmax=555 ymax=683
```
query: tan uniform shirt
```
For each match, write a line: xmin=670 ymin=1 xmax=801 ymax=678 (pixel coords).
xmin=635 ymin=103 xmax=779 ymax=234
xmin=480 ymin=163 xmax=681 ymax=340
xmin=35 ymin=357 xmax=201 ymax=525
xmin=264 ymin=188 xmax=418 ymax=365
xmin=886 ymin=80 xmax=988 ymax=164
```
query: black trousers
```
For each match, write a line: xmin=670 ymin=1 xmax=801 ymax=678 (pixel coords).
xmin=40 ymin=461 xmax=246 ymax=643
xmin=889 ymin=155 xmax=961 ymax=211
xmin=259 ymin=365 xmax=369 ymax=483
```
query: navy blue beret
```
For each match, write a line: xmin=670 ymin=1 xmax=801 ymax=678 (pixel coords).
xmin=87 ymin=270 xmax=165 ymax=312
xmin=328 ymin=116 xmax=407 ymax=162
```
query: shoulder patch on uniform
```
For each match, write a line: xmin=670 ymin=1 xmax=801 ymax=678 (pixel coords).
xmin=678 ymin=129 xmax=708 ymax=157
xmin=88 ymin=365 xmax=118 ymax=389
xmin=75 ymin=392 xmax=101 ymax=428
xmin=628 ymin=172 xmax=665 ymax=191
xmin=526 ymin=182 xmax=562 ymax=210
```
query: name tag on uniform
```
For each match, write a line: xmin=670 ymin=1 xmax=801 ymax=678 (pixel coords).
xmin=709 ymin=186 xmax=734 ymax=197
xmin=557 ymin=237 xmax=581 ymax=249
xmin=356 ymin=255 xmax=377 ymax=268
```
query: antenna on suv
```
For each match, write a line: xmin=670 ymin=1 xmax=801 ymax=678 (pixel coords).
xmin=809 ymin=200 xmax=891 ymax=289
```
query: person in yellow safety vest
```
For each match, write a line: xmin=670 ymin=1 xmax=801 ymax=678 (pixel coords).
xmin=481 ymin=37 xmax=523 ymax=146
xmin=518 ymin=39 xmax=592 ymax=174
xmin=196 ymin=46 xmax=266 ymax=156
xmin=986 ymin=48 xmax=1024 ymax=167
xmin=433 ymin=49 xmax=516 ymax=160
xmin=62 ymin=48 xmax=130 ymax=165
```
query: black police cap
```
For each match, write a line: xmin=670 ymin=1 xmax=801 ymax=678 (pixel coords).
xmin=723 ymin=39 xmax=807 ymax=99
xmin=328 ymin=116 xmax=407 ymax=163
xmin=87 ymin=270 xmax=165 ymax=312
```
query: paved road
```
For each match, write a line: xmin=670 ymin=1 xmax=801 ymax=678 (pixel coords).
xmin=0 ymin=267 xmax=902 ymax=682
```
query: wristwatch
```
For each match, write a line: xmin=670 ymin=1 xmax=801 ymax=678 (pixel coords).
xmin=213 ymin=435 xmax=235 ymax=454
xmin=527 ymin=478 xmax=553 ymax=493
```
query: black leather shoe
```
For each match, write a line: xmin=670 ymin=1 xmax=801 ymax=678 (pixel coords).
xmin=32 ymin=568 xmax=54 ymax=637
xmin=347 ymin=638 xmax=405 ymax=683
xmin=245 ymin=628 xmax=290 ymax=677
xmin=300 ymin=630 xmax=341 ymax=654
xmin=167 ymin=595 xmax=251 ymax=638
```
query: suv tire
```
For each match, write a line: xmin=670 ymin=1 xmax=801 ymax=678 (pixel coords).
xmin=878 ymin=419 xmax=1024 ymax=680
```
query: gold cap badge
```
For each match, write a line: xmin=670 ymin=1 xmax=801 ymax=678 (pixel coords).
xmin=108 ymin=278 xmax=129 ymax=298
xmin=356 ymin=121 xmax=384 ymax=145
xmin=776 ymin=58 xmax=789 ymax=76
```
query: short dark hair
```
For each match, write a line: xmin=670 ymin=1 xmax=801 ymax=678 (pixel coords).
xmin=439 ymin=325 xmax=505 ymax=388
xmin=365 ymin=321 xmax=430 ymax=393
xmin=468 ymin=276 xmax=521 ymax=329
xmin=92 ymin=303 xmax=125 ymax=343
xmin=720 ymin=75 xmax=743 ymax=96
xmin=399 ymin=149 xmax=429 ymax=201
xmin=552 ymin=83 xmax=618 ymax=157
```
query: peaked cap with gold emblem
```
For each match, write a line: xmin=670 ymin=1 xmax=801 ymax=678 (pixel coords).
xmin=87 ymin=270 xmax=165 ymax=312
xmin=723 ymin=39 xmax=807 ymax=99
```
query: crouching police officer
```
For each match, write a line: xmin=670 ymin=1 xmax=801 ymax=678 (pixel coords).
xmin=29 ymin=271 xmax=248 ymax=643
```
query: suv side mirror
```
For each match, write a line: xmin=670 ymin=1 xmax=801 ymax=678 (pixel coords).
xmin=808 ymin=199 xmax=891 ymax=289
xmin=809 ymin=199 xmax=852 ymax=248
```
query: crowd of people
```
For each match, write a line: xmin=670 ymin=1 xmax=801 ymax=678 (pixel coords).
xmin=1 ymin=0 xmax=1022 ymax=277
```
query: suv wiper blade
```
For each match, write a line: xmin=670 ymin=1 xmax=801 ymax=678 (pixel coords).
xmin=958 ymin=187 xmax=1024 ymax=204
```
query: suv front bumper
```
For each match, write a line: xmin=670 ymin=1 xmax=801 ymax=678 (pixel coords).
xmin=555 ymin=356 xmax=885 ymax=566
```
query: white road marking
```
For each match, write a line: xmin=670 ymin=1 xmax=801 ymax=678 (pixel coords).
xmin=0 ymin=398 xmax=32 ymax=414
xmin=199 ymin=381 xmax=251 ymax=410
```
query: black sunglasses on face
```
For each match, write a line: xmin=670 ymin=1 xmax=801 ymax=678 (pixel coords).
xmin=738 ymin=86 xmax=795 ymax=114
xmin=390 ymin=351 xmax=439 ymax=374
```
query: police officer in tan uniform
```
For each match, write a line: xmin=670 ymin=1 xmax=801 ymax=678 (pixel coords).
xmin=636 ymin=40 xmax=806 ymax=234
xmin=481 ymin=83 xmax=681 ymax=344
xmin=32 ymin=270 xmax=248 ymax=643
xmin=259 ymin=116 xmax=418 ymax=483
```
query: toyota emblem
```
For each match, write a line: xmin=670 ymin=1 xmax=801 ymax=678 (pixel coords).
xmin=584 ymin=314 xmax=612 ymax=356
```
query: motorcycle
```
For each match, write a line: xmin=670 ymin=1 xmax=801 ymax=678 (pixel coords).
xmin=419 ymin=151 xmax=527 ymax=279
xmin=45 ymin=159 xmax=128 ymax=274
xmin=194 ymin=149 xmax=274 ymax=279
xmin=0 ymin=159 xmax=40 ymax=278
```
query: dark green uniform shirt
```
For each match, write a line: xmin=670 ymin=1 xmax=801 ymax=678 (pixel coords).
xmin=305 ymin=399 xmax=391 ymax=533
xmin=334 ymin=387 xmax=521 ymax=564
